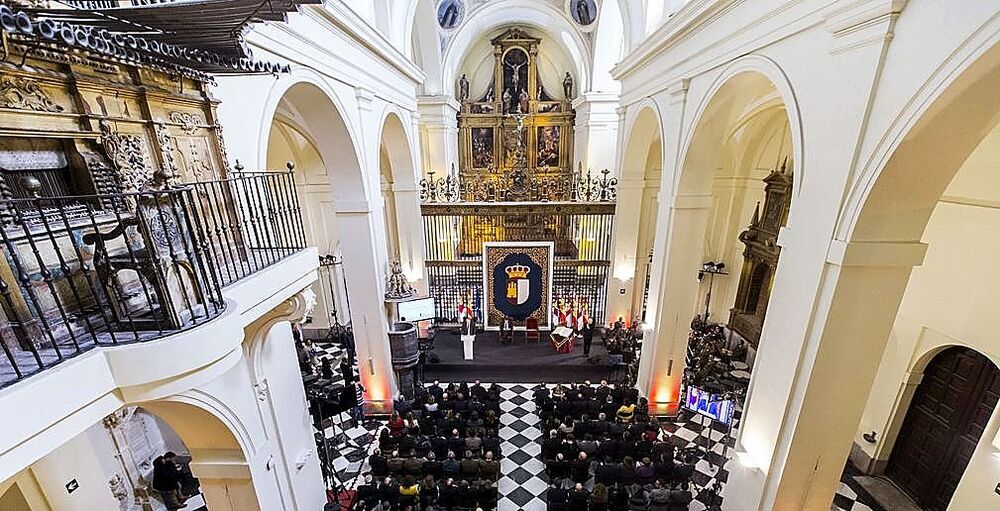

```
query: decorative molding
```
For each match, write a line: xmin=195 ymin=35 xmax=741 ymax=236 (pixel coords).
xmin=169 ymin=111 xmax=204 ymax=135
xmin=214 ymin=124 xmax=232 ymax=173
xmin=0 ymin=76 xmax=64 ymax=112
xmin=99 ymin=120 xmax=151 ymax=193
xmin=152 ymin=122 xmax=179 ymax=184
xmin=824 ymin=0 xmax=907 ymax=54
xmin=254 ymin=380 xmax=269 ymax=402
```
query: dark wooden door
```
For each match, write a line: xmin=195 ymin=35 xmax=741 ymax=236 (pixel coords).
xmin=886 ymin=347 xmax=1000 ymax=510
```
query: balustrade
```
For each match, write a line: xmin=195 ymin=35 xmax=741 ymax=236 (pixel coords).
xmin=0 ymin=169 xmax=306 ymax=387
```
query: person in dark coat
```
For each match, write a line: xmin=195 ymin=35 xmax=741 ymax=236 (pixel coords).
xmin=152 ymin=454 xmax=184 ymax=510
xmin=438 ymin=478 xmax=459 ymax=509
xmin=570 ymin=452 xmax=591 ymax=483
xmin=582 ymin=318 xmax=595 ymax=356
xmin=547 ymin=483 xmax=569 ymax=511
xmin=568 ymin=482 xmax=590 ymax=511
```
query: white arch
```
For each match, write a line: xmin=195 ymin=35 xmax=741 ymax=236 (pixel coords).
xmin=619 ymin=98 xmax=664 ymax=180
xmin=377 ymin=106 xmax=420 ymax=187
xmin=837 ymin=16 xmax=1000 ymax=242
xmin=676 ymin=54 xmax=804 ymax=211
xmin=440 ymin=0 xmax=593 ymax=97
xmin=257 ymin=70 xmax=370 ymax=202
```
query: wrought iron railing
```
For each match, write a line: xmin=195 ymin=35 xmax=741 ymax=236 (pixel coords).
xmin=0 ymin=170 xmax=306 ymax=387
xmin=419 ymin=168 xmax=618 ymax=203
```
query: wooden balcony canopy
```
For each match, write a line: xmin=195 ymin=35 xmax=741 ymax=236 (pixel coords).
xmin=10 ymin=0 xmax=320 ymax=79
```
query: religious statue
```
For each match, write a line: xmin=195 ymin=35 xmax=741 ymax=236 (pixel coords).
xmin=458 ymin=73 xmax=469 ymax=101
xmin=563 ymin=72 xmax=574 ymax=100
xmin=439 ymin=0 xmax=460 ymax=29
xmin=385 ymin=260 xmax=416 ymax=300
xmin=575 ymin=0 xmax=593 ymax=26
xmin=518 ymin=89 xmax=529 ymax=114
xmin=502 ymin=87 xmax=512 ymax=113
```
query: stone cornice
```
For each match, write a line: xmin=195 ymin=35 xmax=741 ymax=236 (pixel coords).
xmin=612 ymin=0 xmax=743 ymax=81
xmin=309 ymin=2 xmax=425 ymax=84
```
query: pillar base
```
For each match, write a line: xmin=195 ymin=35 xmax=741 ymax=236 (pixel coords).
xmin=650 ymin=401 xmax=680 ymax=418
xmin=363 ymin=399 xmax=392 ymax=415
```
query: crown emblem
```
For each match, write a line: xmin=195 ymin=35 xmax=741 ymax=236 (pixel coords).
xmin=505 ymin=264 xmax=530 ymax=279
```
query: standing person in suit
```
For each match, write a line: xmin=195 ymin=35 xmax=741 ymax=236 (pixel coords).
xmin=582 ymin=318 xmax=595 ymax=357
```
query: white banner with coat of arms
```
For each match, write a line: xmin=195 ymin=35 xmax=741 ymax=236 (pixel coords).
xmin=482 ymin=242 xmax=554 ymax=330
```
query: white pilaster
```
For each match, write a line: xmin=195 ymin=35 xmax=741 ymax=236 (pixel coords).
xmin=417 ymin=95 xmax=460 ymax=175
xmin=572 ymin=92 xmax=621 ymax=172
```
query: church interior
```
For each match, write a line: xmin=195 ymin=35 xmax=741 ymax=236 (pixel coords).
xmin=0 ymin=1 xmax=998 ymax=511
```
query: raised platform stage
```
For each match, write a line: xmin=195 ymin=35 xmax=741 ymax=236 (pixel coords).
xmin=422 ymin=330 xmax=610 ymax=383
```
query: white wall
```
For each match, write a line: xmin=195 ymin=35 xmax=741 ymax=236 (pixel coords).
xmin=853 ymin=123 xmax=1000 ymax=507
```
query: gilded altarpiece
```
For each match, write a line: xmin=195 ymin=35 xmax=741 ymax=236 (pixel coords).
xmin=457 ymin=27 xmax=575 ymax=184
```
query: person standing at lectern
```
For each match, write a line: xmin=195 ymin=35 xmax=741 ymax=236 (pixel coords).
xmin=582 ymin=318 xmax=595 ymax=356
xmin=462 ymin=314 xmax=476 ymax=336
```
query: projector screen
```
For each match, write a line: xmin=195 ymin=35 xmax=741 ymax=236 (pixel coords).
xmin=397 ymin=297 xmax=436 ymax=323
xmin=683 ymin=386 xmax=735 ymax=425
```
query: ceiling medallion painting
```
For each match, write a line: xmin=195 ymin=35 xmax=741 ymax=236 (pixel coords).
xmin=437 ymin=0 xmax=464 ymax=30
xmin=567 ymin=0 xmax=598 ymax=28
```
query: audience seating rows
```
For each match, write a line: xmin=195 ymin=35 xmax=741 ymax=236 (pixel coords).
xmin=356 ymin=381 xmax=503 ymax=510
xmin=535 ymin=381 xmax=696 ymax=511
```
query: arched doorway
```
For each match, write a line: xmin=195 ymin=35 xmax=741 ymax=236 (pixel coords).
xmin=726 ymin=36 xmax=1000 ymax=511
xmin=886 ymin=347 xmax=1000 ymax=510
xmin=609 ymin=104 xmax=662 ymax=326
xmin=378 ymin=110 xmax=425 ymax=291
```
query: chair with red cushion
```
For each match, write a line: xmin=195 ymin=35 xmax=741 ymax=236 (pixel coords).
xmin=525 ymin=317 xmax=540 ymax=344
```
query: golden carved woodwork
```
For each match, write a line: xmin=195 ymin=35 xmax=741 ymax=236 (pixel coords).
xmin=457 ymin=27 xmax=576 ymax=185
xmin=0 ymin=39 xmax=230 ymax=353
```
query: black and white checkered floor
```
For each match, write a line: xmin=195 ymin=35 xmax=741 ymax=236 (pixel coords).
xmin=308 ymin=344 xmax=880 ymax=510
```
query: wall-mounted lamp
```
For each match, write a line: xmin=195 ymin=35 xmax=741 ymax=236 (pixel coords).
xmin=862 ymin=431 xmax=878 ymax=443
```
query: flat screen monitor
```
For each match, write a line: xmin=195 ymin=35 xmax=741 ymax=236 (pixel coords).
xmin=397 ymin=297 xmax=436 ymax=323
xmin=683 ymin=386 xmax=735 ymax=425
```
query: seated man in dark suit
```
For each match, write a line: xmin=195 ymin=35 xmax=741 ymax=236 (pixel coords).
xmin=547 ymin=482 xmax=569 ymax=511
xmin=568 ymin=482 xmax=590 ymax=511
xmin=596 ymin=459 xmax=620 ymax=485
xmin=547 ymin=452 xmax=569 ymax=481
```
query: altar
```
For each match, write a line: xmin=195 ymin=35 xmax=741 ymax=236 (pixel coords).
xmin=550 ymin=326 xmax=577 ymax=353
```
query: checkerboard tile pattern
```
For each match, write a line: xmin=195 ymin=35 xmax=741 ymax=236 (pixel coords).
xmin=830 ymin=462 xmax=885 ymax=511
xmin=308 ymin=374 xmax=872 ymax=509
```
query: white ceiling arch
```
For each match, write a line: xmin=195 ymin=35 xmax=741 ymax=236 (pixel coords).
xmin=439 ymin=0 xmax=593 ymax=97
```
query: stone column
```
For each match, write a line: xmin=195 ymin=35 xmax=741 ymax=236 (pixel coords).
xmin=637 ymin=194 xmax=713 ymax=415
xmin=334 ymin=201 xmax=397 ymax=413
xmin=606 ymin=174 xmax=647 ymax=324
xmin=391 ymin=180 xmax=428 ymax=295
xmin=725 ymin=239 xmax=926 ymax=510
